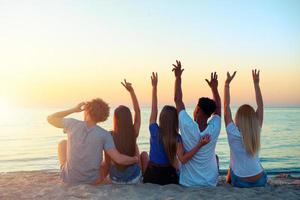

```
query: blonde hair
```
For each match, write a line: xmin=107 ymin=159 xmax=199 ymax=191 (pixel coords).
xmin=85 ymin=98 xmax=110 ymax=123
xmin=235 ymin=104 xmax=261 ymax=157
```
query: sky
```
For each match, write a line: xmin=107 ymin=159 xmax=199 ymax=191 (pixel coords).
xmin=0 ymin=0 xmax=299 ymax=108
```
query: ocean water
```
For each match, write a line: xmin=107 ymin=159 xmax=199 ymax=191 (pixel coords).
xmin=0 ymin=106 xmax=299 ymax=176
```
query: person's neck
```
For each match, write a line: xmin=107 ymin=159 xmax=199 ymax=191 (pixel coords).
xmin=86 ymin=120 xmax=97 ymax=128
xmin=196 ymin=117 xmax=208 ymax=132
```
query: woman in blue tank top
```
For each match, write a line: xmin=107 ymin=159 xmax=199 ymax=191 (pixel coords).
xmin=140 ymin=72 xmax=211 ymax=185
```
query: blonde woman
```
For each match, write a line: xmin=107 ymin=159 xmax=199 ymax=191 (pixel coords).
xmin=224 ymin=69 xmax=267 ymax=187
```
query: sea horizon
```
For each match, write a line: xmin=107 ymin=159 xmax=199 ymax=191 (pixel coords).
xmin=0 ymin=106 xmax=299 ymax=176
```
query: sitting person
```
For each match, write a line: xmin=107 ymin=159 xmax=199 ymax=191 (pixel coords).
xmin=103 ymin=80 xmax=142 ymax=184
xmin=173 ymin=60 xmax=222 ymax=187
xmin=47 ymin=99 xmax=138 ymax=184
xmin=141 ymin=72 xmax=210 ymax=185
xmin=224 ymin=70 xmax=267 ymax=187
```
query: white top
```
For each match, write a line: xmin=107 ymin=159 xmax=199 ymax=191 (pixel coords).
xmin=178 ymin=110 xmax=221 ymax=187
xmin=226 ymin=122 xmax=263 ymax=177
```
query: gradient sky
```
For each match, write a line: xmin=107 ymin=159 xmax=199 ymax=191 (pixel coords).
xmin=0 ymin=0 xmax=299 ymax=108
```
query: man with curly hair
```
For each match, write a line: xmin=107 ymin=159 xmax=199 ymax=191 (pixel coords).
xmin=47 ymin=98 xmax=138 ymax=184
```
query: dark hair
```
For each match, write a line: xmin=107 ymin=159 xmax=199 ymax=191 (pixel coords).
xmin=197 ymin=97 xmax=216 ymax=117
xmin=112 ymin=105 xmax=136 ymax=168
xmin=158 ymin=105 xmax=179 ymax=165
xmin=85 ymin=98 xmax=110 ymax=123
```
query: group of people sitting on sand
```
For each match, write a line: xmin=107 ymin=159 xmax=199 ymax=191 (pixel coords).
xmin=47 ymin=60 xmax=267 ymax=188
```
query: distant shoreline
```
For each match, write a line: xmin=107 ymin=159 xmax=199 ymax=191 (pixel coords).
xmin=19 ymin=105 xmax=300 ymax=110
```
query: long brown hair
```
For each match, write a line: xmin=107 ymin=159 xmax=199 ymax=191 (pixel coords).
xmin=158 ymin=105 xmax=179 ymax=165
xmin=235 ymin=104 xmax=261 ymax=157
xmin=112 ymin=105 xmax=136 ymax=160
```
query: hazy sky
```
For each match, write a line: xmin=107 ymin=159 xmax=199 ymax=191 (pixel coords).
xmin=0 ymin=0 xmax=299 ymax=108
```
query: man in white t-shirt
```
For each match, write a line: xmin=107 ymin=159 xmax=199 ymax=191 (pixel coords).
xmin=172 ymin=60 xmax=221 ymax=186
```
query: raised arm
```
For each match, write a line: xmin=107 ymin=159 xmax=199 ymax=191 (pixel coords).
xmin=121 ymin=79 xmax=141 ymax=138
xmin=205 ymin=72 xmax=221 ymax=116
xmin=177 ymin=134 xmax=210 ymax=164
xmin=252 ymin=69 xmax=263 ymax=127
xmin=105 ymin=148 xmax=138 ymax=166
xmin=47 ymin=102 xmax=85 ymax=128
xmin=149 ymin=72 xmax=158 ymax=124
xmin=172 ymin=60 xmax=185 ymax=113
xmin=224 ymin=71 xmax=237 ymax=126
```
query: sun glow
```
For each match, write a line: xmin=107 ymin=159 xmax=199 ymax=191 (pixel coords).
xmin=0 ymin=1 xmax=299 ymax=107
xmin=0 ymin=97 xmax=18 ymax=122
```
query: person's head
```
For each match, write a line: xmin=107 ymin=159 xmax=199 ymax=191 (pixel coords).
xmin=158 ymin=105 xmax=179 ymax=165
xmin=84 ymin=98 xmax=110 ymax=123
xmin=235 ymin=104 xmax=261 ymax=156
xmin=193 ymin=97 xmax=216 ymax=121
xmin=112 ymin=105 xmax=136 ymax=157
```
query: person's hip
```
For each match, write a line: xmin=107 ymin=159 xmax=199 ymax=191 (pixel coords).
xmin=109 ymin=163 xmax=141 ymax=184
xmin=228 ymin=168 xmax=267 ymax=188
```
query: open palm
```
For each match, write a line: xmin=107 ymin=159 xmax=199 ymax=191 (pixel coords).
xmin=205 ymin=72 xmax=218 ymax=89
xmin=172 ymin=60 xmax=184 ymax=78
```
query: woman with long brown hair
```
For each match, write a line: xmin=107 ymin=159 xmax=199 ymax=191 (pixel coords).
xmin=104 ymin=79 xmax=142 ymax=184
xmin=224 ymin=69 xmax=267 ymax=187
xmin=140 ymin=72 xmax=210 ymax=185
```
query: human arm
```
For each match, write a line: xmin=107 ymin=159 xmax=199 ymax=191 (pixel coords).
xmin=92 ymin=152 xmax=111 ymax=185
xmin=252 ymin=69 xmax=263 ymax=127
xmin=135 ymin=144 xmax=141 ymax=167
xmin=149 ymin=72 xmax=158 ymax=124
xmin=172 ymin=60 xmax=185 ymax=113
xmin=224 ymin=71 xmax=236 ymax=126
xmin=47 ymin=102 xmax=86 ymax=128
xmin=177 ymin=134 xmax=211 ymax=164
xmin=96 ymin=152 xmax=111 ymax=185
xmin=103 ymin=152 xmax=111 ymax=172
xmin=121 ymin=79 xmax=141 ymax=137
xmin=105 ymin=148 xmax=138 ymax=165
xmin=205 ymin=72 xmax=221 ymax=116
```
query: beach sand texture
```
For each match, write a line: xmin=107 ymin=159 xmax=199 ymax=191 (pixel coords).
xmin=0 ymin=171 xmax=299 ymax=200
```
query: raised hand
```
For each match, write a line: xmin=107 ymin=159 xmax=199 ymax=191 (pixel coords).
xmin=225 ymin=71 xmax=237 ymax=85
xmin=172 ymin=60 xmax=184 ymax=78
xmin=252 ymin=69 xmax=263 ymax=126
xmin=121 ymin=79 xmax=140 ymax=137
xmin=151 ymin=72 xmax=158 ymax=87
xmin=121 ymin=79 xmax=134 ymax=92
xmin=205 ymin=72 xmax=218 ymax=89
xmin=252 ymin=69 xmax=260 ymax=84
xmin=73 ymin=102 xmax=86 ymax=112
xmin=199 ymin=134 xmax=211 ymax=147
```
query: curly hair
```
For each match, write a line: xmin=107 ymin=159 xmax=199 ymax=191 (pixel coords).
xmin=85 ymin=98 xmax=110 ymax=123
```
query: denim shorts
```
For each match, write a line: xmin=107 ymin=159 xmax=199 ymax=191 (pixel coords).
xmin=230 ymin=168 xmax=268 ymax=188
xmin=109 ymin=164 xmax=141 ymax=184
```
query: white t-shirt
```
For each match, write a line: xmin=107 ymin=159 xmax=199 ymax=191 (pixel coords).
xmin=226 ymin=122 xmax=263 ymax=177
xmin=179 ymin=110 xmax=221 ymax=187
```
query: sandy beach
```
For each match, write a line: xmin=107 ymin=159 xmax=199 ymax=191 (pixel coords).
xmin=0 ymin=171 xmax=299 ymax=200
